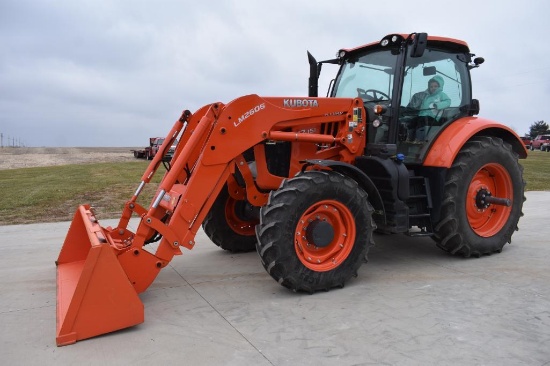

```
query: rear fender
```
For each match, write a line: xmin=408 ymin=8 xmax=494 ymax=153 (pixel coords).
xmin=423 ymin=117 xmax=528 ymax=168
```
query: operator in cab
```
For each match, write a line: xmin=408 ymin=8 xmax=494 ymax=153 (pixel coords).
xmin=406 ymin=75 xmax=451 ymax=142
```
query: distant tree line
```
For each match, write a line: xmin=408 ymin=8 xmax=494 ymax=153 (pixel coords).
xmin=526 ymin=121 xmax=549 ymax=138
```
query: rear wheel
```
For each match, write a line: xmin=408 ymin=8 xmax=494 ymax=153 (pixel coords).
xmin=256 ymin=171 xmax=375 ymax=293
xmin=433 ymin=136 xmax=525 ymax=257
xmin=202 ymin=185 xmax=258 ymax=252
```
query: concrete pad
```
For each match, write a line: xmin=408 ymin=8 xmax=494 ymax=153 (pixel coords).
xmin=0 ymin=192 xmax=549 ymax=365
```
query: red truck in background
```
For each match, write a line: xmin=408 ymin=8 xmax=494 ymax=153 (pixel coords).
xmin=529 ymin=134 xmax=550 ymax=151
xmin=132 ymin=137 xmax=178 ymax=160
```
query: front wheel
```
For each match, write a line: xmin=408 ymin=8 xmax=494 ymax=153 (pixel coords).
xmin=256 ymin=171 xmax=375 ymax=293
xmin=202 ymin=185 xmax=258 ymax=252
xmin=432 ymin=136 xmax=525 ymax=257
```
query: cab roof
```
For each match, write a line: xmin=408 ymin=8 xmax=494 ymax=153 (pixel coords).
xmin=339 ymin=33 xmax=470 ymax=54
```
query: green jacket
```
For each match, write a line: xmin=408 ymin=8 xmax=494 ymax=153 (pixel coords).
xmin=409 ymin=75 xmax=451 ymax=118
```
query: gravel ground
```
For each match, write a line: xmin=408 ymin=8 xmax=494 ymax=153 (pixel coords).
xmin=0 ymin=147 xmax=140 ymax=170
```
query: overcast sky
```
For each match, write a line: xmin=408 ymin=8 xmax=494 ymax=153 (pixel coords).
xmin=1 ymin=0 xmax=549 ymax=147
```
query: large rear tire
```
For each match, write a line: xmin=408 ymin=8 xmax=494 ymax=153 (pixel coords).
xmin=202 ymin=185 xmax=258 ymax=252
xmin=433 ymin=136 xmax=525 ymax=257
xmin=256 ymin=171 xmax=375 ymax=293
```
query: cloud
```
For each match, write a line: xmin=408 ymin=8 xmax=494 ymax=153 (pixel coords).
xmin=1 ymin=0 xmax=550 ymax=146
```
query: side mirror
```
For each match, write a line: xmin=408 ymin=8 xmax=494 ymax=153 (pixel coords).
xmin=411 ymin=33 xmax=428 ymax=58
xmin=474 ymin=57 xmax=485 ymax=66
xmin=469 ymin=99 xmax=480 ymax=116
xmin=468 ymin=56 xmax=485 ymax=69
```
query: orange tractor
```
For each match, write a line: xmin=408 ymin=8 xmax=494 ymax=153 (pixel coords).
xmin=56 ymin=32 xmax=527 ymax=345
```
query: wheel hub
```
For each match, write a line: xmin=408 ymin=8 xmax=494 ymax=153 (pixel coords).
xmin=225 ymin=198 xmax=258 ymax=236
xmin=466 ymin=162 xmax=514 ymax=237
xmin=475 ymin=187 xmax=512 ymax=210
xmin=305 ymin=219 xmax=335 ymax=248
xmin=294 ymin=200 xmax=356 ymax=271
xmin=475 ymin=188 xmax=492 ymax=210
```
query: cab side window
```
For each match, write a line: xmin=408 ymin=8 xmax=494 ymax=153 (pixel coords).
xmin=401 ymin=50 xmax=468 ymax=116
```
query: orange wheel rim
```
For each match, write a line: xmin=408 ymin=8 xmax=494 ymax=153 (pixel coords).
xmin=466 ymin=163 xmax=513 ymax=237
xmin=295 ymin=200 xmax=356 ymax=272
xmin=225 ymin=198 xmax=257 ymax=236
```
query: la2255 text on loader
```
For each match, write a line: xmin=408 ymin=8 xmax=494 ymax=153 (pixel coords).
xmin=56 ymin=32 xmax=527 ymax=346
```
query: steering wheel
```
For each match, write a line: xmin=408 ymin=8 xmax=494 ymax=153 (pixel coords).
xmin=357 ymin=88 xmax=391 ymax=101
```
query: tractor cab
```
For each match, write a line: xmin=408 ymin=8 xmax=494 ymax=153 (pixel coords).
xmin=313 ymin=33 xmax=483 ymax=164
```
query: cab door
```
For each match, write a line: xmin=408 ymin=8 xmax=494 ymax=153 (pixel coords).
xmin=396 ymin=47 xmax=472 ymax=163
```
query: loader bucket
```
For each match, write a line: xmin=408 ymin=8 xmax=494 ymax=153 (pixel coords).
xmin=56 ymin=205 xmax=143 ymax=346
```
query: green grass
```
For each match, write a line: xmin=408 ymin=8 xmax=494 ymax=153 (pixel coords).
xmin=522 ymin=149 xmax=550 ymax=191
xmin=0 ymin=161 xmax=161 ymax=225
xmin=0 ymin=151 xmax=548 ymax=225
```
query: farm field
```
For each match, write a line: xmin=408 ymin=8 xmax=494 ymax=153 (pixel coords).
xmin=0 ymin=146 xmax=548 ymax=225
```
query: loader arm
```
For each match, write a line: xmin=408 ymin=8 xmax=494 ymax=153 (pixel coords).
xmin=56 ymin=94 xmax=365 ymax=345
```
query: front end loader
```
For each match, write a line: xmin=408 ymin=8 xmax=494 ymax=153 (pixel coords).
xmin=56 ymin=96 xmax=369 ymax=345
xmin=56 ymin=32 xmax=527 ymax=345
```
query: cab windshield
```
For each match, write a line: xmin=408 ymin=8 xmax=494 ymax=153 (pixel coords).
xmin=331 ymin=49 xmax=398 ymax=102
